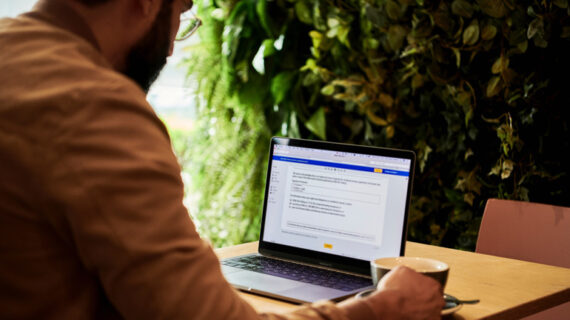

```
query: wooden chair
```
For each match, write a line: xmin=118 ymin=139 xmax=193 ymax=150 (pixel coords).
xmin=476 ymin=198 xmax=570 ymax=319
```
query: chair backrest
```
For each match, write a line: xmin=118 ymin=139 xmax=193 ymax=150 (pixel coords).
xmin=476 ymin=198 xmax=570 ymax=268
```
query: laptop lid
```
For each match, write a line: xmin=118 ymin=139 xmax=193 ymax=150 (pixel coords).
xmin=258 ymin=137 xmax=415 ymax=276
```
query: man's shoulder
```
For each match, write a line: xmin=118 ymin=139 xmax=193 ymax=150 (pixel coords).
xmin=0 ymin=13 xmax=141 ymax=91
xmin=0 ymin=14 xmax=149 ymax=113
xmin=0 ymin=15 xmax=160 ymax=145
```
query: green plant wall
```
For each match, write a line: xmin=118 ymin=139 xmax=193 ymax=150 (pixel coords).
xmin=181 ymin=0 xmax=570 ymax=249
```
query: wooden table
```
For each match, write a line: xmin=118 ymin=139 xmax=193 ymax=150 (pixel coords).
xmin=215 ymin=241 xmax=570 ymax=319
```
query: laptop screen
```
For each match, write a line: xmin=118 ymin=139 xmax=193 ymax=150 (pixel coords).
xmin=260 ymin=138 xmax=414 ymax=267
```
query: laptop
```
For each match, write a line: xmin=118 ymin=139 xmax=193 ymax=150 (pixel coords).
xmin=221 ymin=137 xmax=415 ymax=303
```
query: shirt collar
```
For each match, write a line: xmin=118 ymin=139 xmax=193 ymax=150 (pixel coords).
xmin=23 ymin=0 xmax=101 ymax=52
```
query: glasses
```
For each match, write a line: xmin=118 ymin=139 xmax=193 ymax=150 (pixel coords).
xmin=176 ymin=10 xmax=202 ymax=41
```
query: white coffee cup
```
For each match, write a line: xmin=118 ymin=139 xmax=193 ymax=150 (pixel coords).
xmin=370 ymin=257 xmax=449 ymax=289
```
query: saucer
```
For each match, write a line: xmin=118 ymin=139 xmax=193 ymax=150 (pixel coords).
xmin=354 ymin=288 xmax=375 ymax=299
xmin=442 ymin=294 xmax=463 ymax=315
xmin=355 ymin=289 xmax=463 ymax=316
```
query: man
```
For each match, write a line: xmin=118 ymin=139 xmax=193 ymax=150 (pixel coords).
xmin=0 ymin=0 xmax=444 ymax=319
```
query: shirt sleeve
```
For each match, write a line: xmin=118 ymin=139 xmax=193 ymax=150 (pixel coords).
xmin=44 ymin=84 xmax=360 ymax=320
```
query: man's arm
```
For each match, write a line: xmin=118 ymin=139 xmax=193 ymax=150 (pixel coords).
xmin=44 ymin=87 xmax=350 ymax=320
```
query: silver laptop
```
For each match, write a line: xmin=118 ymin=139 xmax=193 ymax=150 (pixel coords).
xmin=221 ymin=137 xmax=415 ymax=303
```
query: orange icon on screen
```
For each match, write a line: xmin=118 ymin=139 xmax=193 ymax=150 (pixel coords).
xmin=374 ymin=168 xmax=383 ymax=173
xmin=324 ymin=243 xmax=333 ymax=249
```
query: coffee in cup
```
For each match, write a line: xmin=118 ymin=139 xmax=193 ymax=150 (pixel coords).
xmin=370 ymin=257 xmax=449 ymax=289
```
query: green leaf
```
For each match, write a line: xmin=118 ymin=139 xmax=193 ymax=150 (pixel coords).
xmin=337 ymin=26 xmax=351 ymax=47
xmin=501 ymin=160 xmax=514 ymax=179
xmin=327 ymin=17 xmax=340 ymax=28
xmin=527 ymin=6 xmax=537 ymax=17
xmin=415 ymin=141 xmax=432 ymax=173
xmin=481 ymin=25 xmax=498 ymax=40
xmin=262 ymin=39 xmax=276 ymax=57
xmin=527 ymin=18 xmax=543 ymax=39
xmin=379 ymin=93 xmax=395 ymax=108
xmin=486 ymin=76 xmax=502 ymax=97
xmin=463 ymin=20 xmax=480 ymax=46
xmin=312 ymin=1 xmax=327 ymax=31
xmin=488 ymin=163 xmax=501 ymax=176
xmin=411 ymin=73 xmax=425 ymax=90
xmin=463 ymin=193 xmax=475 ymax=205
xmin=491 ymin=56 xmax=509 ymax=74
xmin=321 ymin=84 xmax=335 ymax=96
xmin=227 ymin=1 xmax=247 ymax=24
xmin=507 ymin=93 xmax=522 ymax=105
xmin=326 ymin=27 xmax=338 ymax=38
xmin=300 ymin=58 xmax=317 ymax=72
xmin=386 ymin=125 xmax=395 ymax=138
xmin=270 ymin=71 xmax=296 ymax=104
xmin=477 ymin=0 xmax=509 ymax=18
xmin=306 ymin=107 xmax=327 ymax=139
xmin=309 ymin=31 xmax=323 ymax=48
xmin=386 ymin=0 xmax=402 ymax=20
xmin=256 ymin=0 xmax=274 ymax=38
xmin=211 ymin=8 xmax=225 ymax=21
xmin=366 ymin=109 xmax=389 ymax=126
xmin=388 ymin=25 xmax=408 ymax=51
xmin=364 ymin=120 xmax=374 ymax=141
xmin=295 ymin=0 xmax=313 ymax=25
xmin=309 ymin=31 xmax=326 ymax=58
xmin=452 ymin=0 xmax=474 ymax=18
xmin=452 ymin=47 xmax=461 ymax=67
xmin=517 ymin=41 xmax=529 ymax=53
xmin=302 ymin=72 xmax=319 ymax=87
xmin=456 ymin=91 xmax=471 ymax=107
xmin=491 ymin=58 xmax=501 ymax=74
xmin=365 ymin=38 xmax=380 ymax=50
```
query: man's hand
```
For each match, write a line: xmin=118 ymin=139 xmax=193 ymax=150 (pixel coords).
xmin=339 ymin=266 xmax=445 ymax=320
xmin=374 ymin=265 xmax=445 ymax=319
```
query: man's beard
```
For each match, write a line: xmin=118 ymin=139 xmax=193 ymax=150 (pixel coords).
xmin=123 ymin=0 xmax=173 ymax=93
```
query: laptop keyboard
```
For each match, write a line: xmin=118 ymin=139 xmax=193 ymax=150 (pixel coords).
xmin=222 ymin=255 xmax=373 ymax=291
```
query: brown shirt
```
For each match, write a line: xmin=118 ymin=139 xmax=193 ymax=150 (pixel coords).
xmin=0 ymin=3 xmax=375 ymax=320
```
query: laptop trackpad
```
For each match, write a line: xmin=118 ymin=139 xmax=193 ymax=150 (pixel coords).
xmin=224 ymin=269 xmax=303 ymax=292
